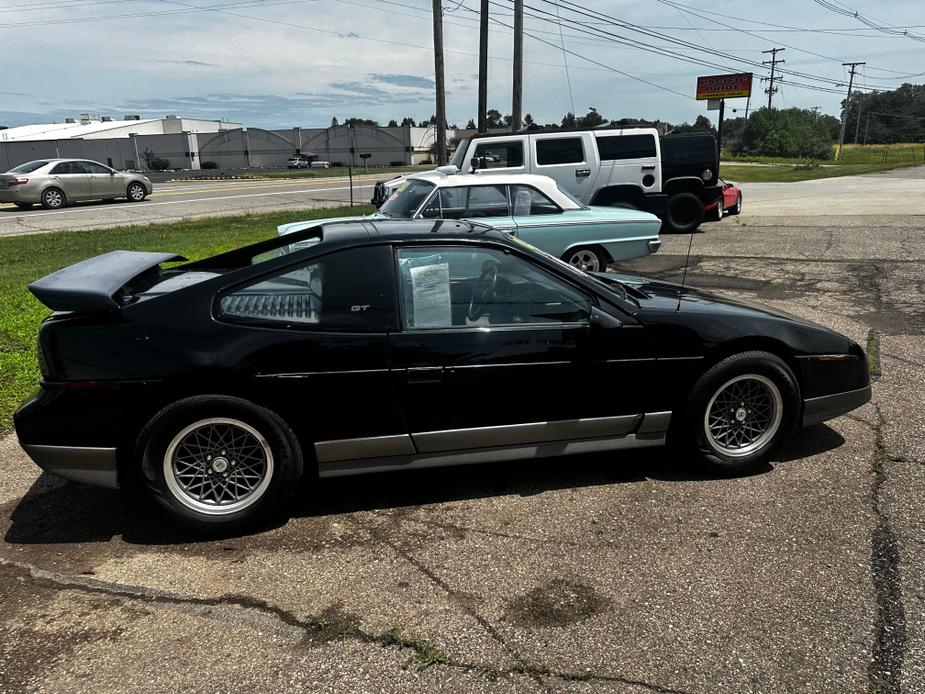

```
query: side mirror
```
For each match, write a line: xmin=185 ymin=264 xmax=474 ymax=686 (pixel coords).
xmin=470 ymin=156 xmax=481 ymax=171
xmin=590 ymin=305 xmax=622 ymax=330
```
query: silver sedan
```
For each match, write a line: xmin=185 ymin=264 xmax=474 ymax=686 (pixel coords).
xmin=0 ymin=159 xmax=153 ymax=210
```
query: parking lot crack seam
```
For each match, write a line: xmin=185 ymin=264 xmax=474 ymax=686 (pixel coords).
xmin=867 ymin=402 xmax=907 ymax=694
xmin=0 ymin=556 xmax=693 ymax=692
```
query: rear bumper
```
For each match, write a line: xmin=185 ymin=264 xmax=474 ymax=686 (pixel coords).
xmin=20 ymin=443 xmax=118 ymax=489
xmin=0 ymin=188 xmax=38 ymax=203
xmin=802 ymin=384 xmax=872 ymax=427
xmin=647 ymin=238 xmax=662 ymax=254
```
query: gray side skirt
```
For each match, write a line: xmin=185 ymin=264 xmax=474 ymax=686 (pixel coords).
xmin=316 ymin=412 xmax=672 ymax=478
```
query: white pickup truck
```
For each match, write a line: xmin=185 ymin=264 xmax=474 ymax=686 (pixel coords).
xmin=375 ymin=127 xmax=724 ymax=233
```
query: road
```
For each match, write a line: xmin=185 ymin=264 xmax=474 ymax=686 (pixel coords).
xmin=0 ymin=175 xmax=379 ymax=236
xmin=0 ymin=168 xmax=923 ymax=693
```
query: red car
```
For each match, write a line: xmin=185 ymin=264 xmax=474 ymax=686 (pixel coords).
xmin=705 ymin=179 xmax=742 ymax=221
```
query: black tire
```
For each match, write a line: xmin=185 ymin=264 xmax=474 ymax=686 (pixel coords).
xmin=14 ymin=202 xmax=33 ymax=210
xmin=662 ymin=192 xmax=704 ymax=234
xmin=138 ymin=395 xmax=303 ymax=531
xmin=41 ymin=187 xmax=66 ymax=210
xmin=728 ymin=192 xmax=742 ymax=216
xmin=126 ymin=182 xmax=147 ymax=202
xmin=682 ymin=351 xmax=800 ymax=474
xmin=562 ymin=245 xmax=608 ymax=273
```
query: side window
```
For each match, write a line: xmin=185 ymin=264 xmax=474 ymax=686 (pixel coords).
xmin=509 ymin=185 xmax=561 ymax=216
xmin=424 ymin=186 xmax=510 ymax=219
xmin=536 ymin=138 xmax=584 ymax=165
xmin=473 ymin=141 xmax=523 ymax=169
xmin=397 ymin=246 xmax=591 ymax=329
xmin=596 ymin=134 xmax=657 ymax=160
xmin=83 ymin=161 xmax=111 ymax=174
xmin=219 ymin=246 xmax=396 ymax=331
xmin=51 ymin=162 xmax=79 ymax=175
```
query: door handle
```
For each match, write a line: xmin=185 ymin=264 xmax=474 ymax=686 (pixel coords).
xmin=641 ymin=164 xmax=656 ymax=170
xmin=576 ymin=168 xmax=591 ymax=178
xmin=407 ymin=367 xmax=443 ymax=384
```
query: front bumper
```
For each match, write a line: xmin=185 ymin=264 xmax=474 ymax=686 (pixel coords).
xmin=802 ymin=384 xmax=872 ymax=427
xmin=20 ymin=443 xmax=118 ymax=489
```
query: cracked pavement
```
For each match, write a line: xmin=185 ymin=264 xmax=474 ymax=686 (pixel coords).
xmin=1 ymin=168 xmax=924 ymax=693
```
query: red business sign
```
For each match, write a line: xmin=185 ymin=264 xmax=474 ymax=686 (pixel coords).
xmin=696 ymin=73 xmax=752 ymax=100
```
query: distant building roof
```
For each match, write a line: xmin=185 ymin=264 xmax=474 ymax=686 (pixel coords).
xmin=0 ymin=118 xmax=161 ymax=142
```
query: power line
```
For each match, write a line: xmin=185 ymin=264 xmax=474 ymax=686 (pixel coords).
xmin=812 ymin=0 xmax=925 ymax=43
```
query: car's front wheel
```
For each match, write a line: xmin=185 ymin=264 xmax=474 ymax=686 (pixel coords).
xmin=563 ymin=246 xmax=607 ymax=273
xmin=683 ymin=351 xmax=799 ymax=473
xmin=127 ymin=182 xmax=147 ymax=202
xmin=139 ymin=395 xmax=303 ymax=531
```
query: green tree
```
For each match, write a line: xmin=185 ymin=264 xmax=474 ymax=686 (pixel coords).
xmin=387 ymin=119 xmax=399 ymax=127
xmin=400 ymin=117 xmax=416 ymax=127
xmin=736 ymin=107 xmax=834 ymax=159
xmin=330 ymin=116 xmax=339 ymax=127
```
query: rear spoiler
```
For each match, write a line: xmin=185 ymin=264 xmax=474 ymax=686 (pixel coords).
xmin=29 ymin=250 xmax=186 ymax=311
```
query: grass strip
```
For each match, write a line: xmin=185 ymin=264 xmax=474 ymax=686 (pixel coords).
xmin=0 ymin=205 xmax=372 ymax=432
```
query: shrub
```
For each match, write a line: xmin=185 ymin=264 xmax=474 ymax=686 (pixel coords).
xmin=201 ymin=161 xmax=219 ymax=170
xmin=149 ymin=157 xmax=171 ymax=171
xmin=390 ymin=161 xmax=406 ymax=167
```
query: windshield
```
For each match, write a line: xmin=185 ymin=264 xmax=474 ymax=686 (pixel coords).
xmin=449 ymin=137 xmax=472 ymax=170
xmin=7 ymin=160 xmax=49 ymax=174
xmin=378 ymin=179 xmax=435 ymax=218
xmin=507 ymin=234 xmax=629 ymax=301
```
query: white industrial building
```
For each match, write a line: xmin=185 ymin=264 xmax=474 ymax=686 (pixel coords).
xmin=0 ymin=114 xmax=241 ymax=142
xmin=0 ymin=114 xmax=456 ymax=172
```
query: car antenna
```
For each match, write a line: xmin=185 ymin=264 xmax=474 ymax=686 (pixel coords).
xmin=676 ymin=229 xmax=696 ymax=313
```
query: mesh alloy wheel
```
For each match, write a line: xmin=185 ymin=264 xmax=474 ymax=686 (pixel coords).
xmin=704 ymin=374 xmax=783 ymax=458
xmin=162 ymin=417 xmax=274 ymax=515
xmin=43 ymin=188 xmax=65 ymax=209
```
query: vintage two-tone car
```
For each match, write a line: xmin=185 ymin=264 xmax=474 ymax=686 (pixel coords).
xmin=280 ymin=170 xmax=662 ymax=272
xmin=16 ymin=219 xmax=870 ymax=531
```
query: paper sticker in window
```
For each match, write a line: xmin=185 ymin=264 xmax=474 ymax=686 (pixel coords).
xmin=410 ymin=262 xmax=451 ymax=328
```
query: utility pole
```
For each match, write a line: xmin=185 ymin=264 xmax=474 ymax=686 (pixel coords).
xmin=432 ymin=0 xmax=447 ymax=165
xmin=864 ymin=112 xmax=871 ymax=144
xmin=836 ymin=61 xmax=864 ymax=160
xmin=762 ymin=48 xmax=785 ymax=109
xmin=477 ymin=0 xmax=488 ymax=133
xmin=511 ymin=0 xmax=524 ymax=131
xmin=854 ymin=94 xmax=864 ymax=143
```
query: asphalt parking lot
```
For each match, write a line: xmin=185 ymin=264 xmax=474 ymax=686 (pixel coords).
xmin=1 ymin=168 xmax=923 ymax=693
xmin=0 ymin=175 xmax=377 ymax=237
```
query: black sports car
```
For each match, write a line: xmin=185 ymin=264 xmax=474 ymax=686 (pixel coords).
xmin=15 ymin=220 xmax=870 ymax=530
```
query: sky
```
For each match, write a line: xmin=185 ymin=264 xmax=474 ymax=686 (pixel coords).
xmin=0 ymin=0 xmax=923 ymax=129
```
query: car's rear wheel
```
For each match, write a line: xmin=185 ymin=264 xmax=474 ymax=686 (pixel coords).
xmin=139 ymin=395 xmax=302 ymax=531
xmin=683 ymin=351 xmax=799 ymax=474
xmin=710 ymin=201 xmax=723 ymax=221
xmin=127 ymin=182 xmax=147 ymax=202
xmin=41 ymin=187 xmax=66 ymax=210
xmin=728 ymin=192 xmax=742 ymax=215
xmin=563 ymin=246 xmax=607 ymax=273
xmin=14 ymin=202 xmax=33 ymax=210
xmin=662 ymin=192 xmax=704 ymax=233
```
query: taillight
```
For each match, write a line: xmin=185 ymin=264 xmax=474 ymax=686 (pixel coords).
xmin=8 ymin=177 xmax=28 ymax=186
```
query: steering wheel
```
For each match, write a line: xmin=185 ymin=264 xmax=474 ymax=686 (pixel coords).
xmin=467 ymin=262 xmax=499 ymax=322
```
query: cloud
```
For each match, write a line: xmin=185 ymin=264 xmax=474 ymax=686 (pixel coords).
xmin=371 ymin=73 xmax=435 ymax=89
xmin=144 ymin=59 xmax=217 ymax=67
